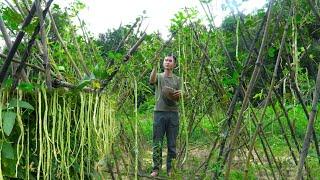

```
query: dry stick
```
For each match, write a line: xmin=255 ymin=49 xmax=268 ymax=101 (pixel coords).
xmin=233 ymin=3 xmax=312 ymax=175
xmin=272 ymin=86 xmax=312 ymax=179
xmin=175 ymin=24 xmax=224 ymax=163
xmin=243 ymin=126 xmax=271 ymax=180
xmin=287 ymin=2 xmax=320 ymax=163
xmin=270 ymin=99 xmax=298 ymax=165
xmin=232 ymin=125 xmax=271 ymax=180
xmin=235 ymin=84 xmax=279 ymax=179
xmin=243 ymin=16 xmax=289 ymax=179
xmin=0 ymin=1 xmax=37 ymax=85
xmin=116 ymin=18 xmax=140 ymax=51
xmin=248 ymin=107 xmax=279 ymax=179
xmin=274 ymin=90 xmax=301 ymax=150
xmin=211 ymin=7 xmax=268 ymax=178
xmin=295 ymin=7 xmax=320 ymax=176
xmin=76 ymin=15 xmax=98 ymax=65
xmin=224 ymin=1 xmax=274 ymax=178
xmin=0 ymin=15 xmax=29 ymax=82
xmin=240 ymin=82 xmax=288 ymax=179
xmin=190 ymin=24 xmax=225 ymax=98
xmin=0 ymin=53 xmax=45 ymax=72
xmin=191 ymin=15 xmax=272 ymax=177
xmin=106 ymin=18 xmax=141 ymax=69
xmin=185 ymin=23 xmax=234 ymax=138
xmin=36 ymin=0 xmax=52 ymax=90
xmin=99 ymin=32 xmax=147 ymax=91
xmin=196 ymin=107 xmax=270 ymax=179
xmin=12 ymin=0 xmax=54 ymax=90
xmin=286 ymin=54 xmax=320 ymax=164
xmin=70 ymin=27 xmax=90 ymax=77
xmin=182 ymin=19 xmax=222 ymax=130
xmin=296 ymin=63 xmax=320 ymax=179
xmin=252 ymin=147 xmax=271 ymax=180
xmin=196 ymin=135 xmax=219 ymax=175
xmin=51 ymin=79 xmax=96 ymax=93
xmin=228 ymin=2 xmax=310 ymax=177
xmin=48 ymin=11 xmax=82 ymax=78
xmin=12 ymin=0 xmax=54 ymax=72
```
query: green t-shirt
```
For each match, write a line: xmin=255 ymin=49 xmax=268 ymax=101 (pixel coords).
xmin=154 ymin=72 xmax=181 ymax=112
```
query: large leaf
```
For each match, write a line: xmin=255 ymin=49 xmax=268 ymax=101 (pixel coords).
xmin=74 ymin=79 xmax=91 ymax=91
xmin=2 ymin=111 xmax=16 ymax=136
xmin=9 ymin=98 xmax=34 ymax=111
xmin=1 ymin=7 xmax=23 ymax=30
xmin=0 ymin=141 xmax=14 ymax=160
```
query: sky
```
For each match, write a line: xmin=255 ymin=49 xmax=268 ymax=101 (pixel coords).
xmin=54 ymin=0 xmax=267 ymax=38
xmin=0 ymin=0 xmax=267 ymax=50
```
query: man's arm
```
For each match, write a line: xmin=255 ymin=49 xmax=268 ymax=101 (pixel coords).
xmin=149 ymin=66 xmax=157 ymax=84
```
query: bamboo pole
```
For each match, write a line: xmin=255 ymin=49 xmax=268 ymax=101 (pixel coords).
xmin=224 ymin=1 xmax=274 ymax=178
xmin=295 ymin=59 xmax=320 ymax=179
xmin=188 ymin=12 xmax=276 ymax=177
xmin=0 ymin=53 xmax=45 ymax=72
xmin=100 ymin=32 xmax=147 ymax=91
xmin=0 ymin=1 xmax=37 ymax=85
xmin=243 ymin=14 xmax=289 ymax=179
xmin=286 ymin=52 xmax=320 ymax=164
xmin=70 ymin=27 xmax=90 ymax=76
xmin=270 ymin=99 xmax=298 ymax=164
xmin=249 ymin=106 xmax=283 ymax=179
xmin=0 ymin=15 xmax=29 ymax=82
xmin=48 ymin=11 xmax=82 ymax=78
xmin=36 ymin=0 xmax=52 ymax=89
xmin=202 ymin=5 xmax=268 ymax=178
xmin=12 ymin=0 xmax=54 ymax=90
xmin=232 ymin=0 xmax=314 ymax=175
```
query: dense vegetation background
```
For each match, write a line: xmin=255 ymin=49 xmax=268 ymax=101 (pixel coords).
xmin=0 ymin=0 xmax=319 ymax=179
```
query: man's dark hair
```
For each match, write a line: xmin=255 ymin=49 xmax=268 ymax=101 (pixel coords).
xmin=167 ymin=54 xmax=178 ymax=64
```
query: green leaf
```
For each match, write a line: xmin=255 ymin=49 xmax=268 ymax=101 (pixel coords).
xmin=9 ymin=98 xmax=34 ymax=110
xmin=268 ymin=47 xmax=276 ymax=58
xmin=74 ymin=79 xmax=91 ymax=91
xmin=2 ymin=156 xmax=17 ymax=177
xmin=1 ymin=7 xmax=23 ymax=30
xmin=18 ymin=82 xmax=34 ymax=92
xmin=0 ymin=141 xmax=14 ymax=159
xmin=58 ymin=66 xmax=66 ymax=72
xmin=3 ymin=78 xmax=13 ymax=88
xmin=107 ymin=51 xmax=116 ymax=59
xmin=2 ymin=111 xmax=16 ymax=136
xmin=253 ymin=89 xmax=264 ymax=100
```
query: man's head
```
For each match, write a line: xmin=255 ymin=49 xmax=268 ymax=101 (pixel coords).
xmin=163 ymin=55 xmax=177 ymax=70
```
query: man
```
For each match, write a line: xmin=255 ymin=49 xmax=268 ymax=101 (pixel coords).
xmin=149 ymin=55 xmax=181 ymax=177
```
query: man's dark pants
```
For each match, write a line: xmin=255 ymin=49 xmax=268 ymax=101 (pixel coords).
xmin=152 ymin=111 xmax=179 ymax=173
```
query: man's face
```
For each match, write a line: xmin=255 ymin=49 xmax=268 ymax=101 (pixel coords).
xmin=163 ymin=56 xmax=175 ymax=70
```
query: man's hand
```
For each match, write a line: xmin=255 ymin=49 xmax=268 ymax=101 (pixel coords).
xmin=149 ymin=66 xmax=158 ymax=84
xmin=171 ymin=90 xmax=181 ymax=101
